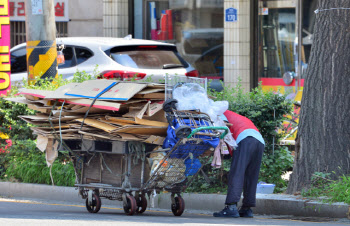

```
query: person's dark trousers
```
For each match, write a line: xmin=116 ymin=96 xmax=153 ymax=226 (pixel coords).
xmin=225 ymin=136 xmax=264 ymax=207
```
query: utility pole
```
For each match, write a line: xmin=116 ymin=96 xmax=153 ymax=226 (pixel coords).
xmin=25 ymin=0 xmax=57 ymax=85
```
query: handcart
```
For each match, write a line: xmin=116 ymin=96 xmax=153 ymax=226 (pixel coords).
xmin=58 ymin=76 xmax=227 ymax=216
xmin=64 ymin=98 xmax=227 ymax=217
xmin=140 ymin=99 xmax=228 ymax=216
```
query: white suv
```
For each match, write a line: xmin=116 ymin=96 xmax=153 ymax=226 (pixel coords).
xmin=10 ymin=37 xmax=198 ymax=85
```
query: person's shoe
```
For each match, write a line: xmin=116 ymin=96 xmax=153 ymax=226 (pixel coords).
xmin=238 ymin=207 xmax=253 ymax=218
xmin=213 ymin=205 xmax=240 ymax=218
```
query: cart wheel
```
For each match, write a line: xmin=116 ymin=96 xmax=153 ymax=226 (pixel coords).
xmin=163 ymin=99 xmax=178 ymax=112
xmin=123 ymin=195 xmax=137 ymax=215
xmin=85 ymin=193 xmax=101 ymax=213
xmin=171 ymin=196 xmax=185 ymax=216
xmin=136 ymin=194 xmax=147 ymax=214
xmin=175 ymin=126 xmax=192 ymax=139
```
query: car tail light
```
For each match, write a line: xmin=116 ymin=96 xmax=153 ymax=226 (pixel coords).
xmin=138 ymin=45 xmax=158 ymax=49
xmin=100 ymin=70 xmax=146 ymax=80
xmin=185 ymin=70 xmax=199 ymax=77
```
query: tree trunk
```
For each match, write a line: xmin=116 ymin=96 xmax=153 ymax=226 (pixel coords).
xmin=287 ymin=0 xmax=350 ymax=194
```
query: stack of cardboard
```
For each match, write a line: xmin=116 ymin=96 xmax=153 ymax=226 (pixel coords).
xmin=8 ymin=80 xmax=168 ymax=147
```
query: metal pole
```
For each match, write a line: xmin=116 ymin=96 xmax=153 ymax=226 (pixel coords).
xmin=25 ymin=0 xmax=57 ymax=85
xmin=297 ymin=0 xmax=303 ymax=91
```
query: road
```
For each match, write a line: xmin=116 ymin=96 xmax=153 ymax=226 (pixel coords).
xmin=0 ymin=198 xmax=349 ymax=226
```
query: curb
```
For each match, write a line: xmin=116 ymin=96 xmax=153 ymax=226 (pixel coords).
xmin=0 ymin=182 xmax=348 ymax=218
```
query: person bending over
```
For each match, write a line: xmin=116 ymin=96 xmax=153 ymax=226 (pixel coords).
xmin=213 ymin=110 xmax=265 ymax=218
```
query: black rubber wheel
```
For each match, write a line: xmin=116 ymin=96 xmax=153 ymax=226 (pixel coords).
xmin=136 ymin=194 xmax=147 ymax=214
xmin=171 ymin=196 xmax=185 ymax=216
xmin=163 ymin=99 xmax=178 ymax=112
xmin=123 ymin=195 xmax=137 ymax=215
xmin=85 ymin=193 xmax=101 ymax=213
xmin=175 ymin=125 xmax=192 ymax=139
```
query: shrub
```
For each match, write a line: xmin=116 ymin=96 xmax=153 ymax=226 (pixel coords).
xmin=0 ymin=70 xmax=98 ymax=185
xmin=3 ymin=139 xmax=75 ymax=186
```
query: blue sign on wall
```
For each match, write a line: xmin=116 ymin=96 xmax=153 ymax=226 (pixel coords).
xmin=225 ymin=8 xmax=237 ymax=22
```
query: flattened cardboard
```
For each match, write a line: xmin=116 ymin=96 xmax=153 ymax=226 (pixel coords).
xmin=102 ymin=82 xmax=148 ymax=101
xmin=137 ymin=88 xmax=165 ymax=95
xmin=134 ymin=117 xmax=168 ymax=127
xmin=143 ymin=110 xmax=168 ymax=123
xmin=64 ymin=80 xmax=148 ymax=101
xmin=75 ymin=118 xmax=119 ymax=133
xmin=105 ymin=116 xmax=137 ymax=124
xmin=37 ymin=135 xmax=49 ymax=152
xmin=134 ymin=92 xmax=165 ymax=99
xmin=146 ymin=83 xmax=165 ymax=89
xmin=112 ymin=126 xmax=167 ymax=136
xmin=46 ymin=139 xmax=58 ymax=167
xmin=122 ymin=102 xmax=150 ymax=118
xmin=27 ymin=104 xmax=52 ymax=113
xmin=5 ymin=97 xmax=31 ymax=104
xmin=44 ymin=83 xmax=81 ymax=99
xmin=64 ymin=99 xmax=122 ymax=111
xmin=147 ymin=101 xmax=164 ymax=116
xmin=64 ymin=79 xmax=116 ymax=98
xmin=78 ymin=131 xmax=144 ymax=141
xmin=98 ymin=119 xmax=131 ymax=127
xmin=144 ymin=135 xmax=165 ymax=145
xmin=63 ymin=105 xmax=110 ymax=114
xmin=17 ymin=88 xmax=53 ymax=99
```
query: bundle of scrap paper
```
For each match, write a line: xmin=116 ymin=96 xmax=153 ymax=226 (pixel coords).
xmin=7 ymin=80 xmax=170 ymax=163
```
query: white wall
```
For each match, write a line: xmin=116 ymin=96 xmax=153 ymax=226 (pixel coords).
xmin=68 ymin=0 xmax=103 ymax=37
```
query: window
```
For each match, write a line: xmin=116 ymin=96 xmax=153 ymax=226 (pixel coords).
xmin=10 ymin=47 xmax=27 ymax=73
xmin=10 ymin=22 xmax=68 ymax=47
xmin=75 ymin=47 xmax=93 ymax=65
xmin=142 ymin=0 xmax=224 ymax=79
xmin=109 ymin=46 xmax=188 ymax=69
xmin=258 ymin=8 xmax=296 ymax=78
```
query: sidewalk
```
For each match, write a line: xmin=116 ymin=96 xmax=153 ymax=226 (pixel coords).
xmin=0 ymin=182 xmax=349 ymax=219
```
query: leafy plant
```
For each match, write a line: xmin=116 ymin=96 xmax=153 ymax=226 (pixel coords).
xmin=3 ymin=139 xmax=75 ymax=186
xmin=302 ymin=172 xmax=350 ymax=204
xmin=0 ymin=69 xmax=99 ymax=185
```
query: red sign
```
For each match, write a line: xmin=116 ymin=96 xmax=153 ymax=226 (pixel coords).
xmin=9 ymin=0 xmax=69 ymax=22
xmin=0 ymin=0 xmax=11 ymax=96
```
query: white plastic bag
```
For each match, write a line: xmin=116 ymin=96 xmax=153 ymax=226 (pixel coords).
xmin=173 ymin=83 xmax=229 ymax=121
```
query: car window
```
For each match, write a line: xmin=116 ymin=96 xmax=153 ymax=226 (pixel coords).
xmin=11 ymin=47 xmax=27 ymax=73
xmin=109 ymin=46 xmax=188 ymax=69
xmin=58 ymin=47 xmax=75 ymax=69
xmin=75 ymin=47 xmax=93 ymax=65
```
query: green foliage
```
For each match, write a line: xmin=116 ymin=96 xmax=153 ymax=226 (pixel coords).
xmin=302 ymin=172 xmax=350 ymax=204
xmin=259 ymin=146 xmax=294 ymax=192
xmin=0 ymin=69 xmax=98 ymax=186
xmin=186 ymin=156 xmax=231 ymax=194
xmin=0 ymin=93 xmax=36 ymax=141
xmin=2 ymin=139 xmax=75 ymax=186
xmin=25 ymin=67 xmax=99 ymax=91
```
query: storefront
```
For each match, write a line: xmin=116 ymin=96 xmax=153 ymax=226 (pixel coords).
xmin=257 ymin=0 xmax=317 ymax=94
xmin=136 ymin=0 xmax=317 ymax=92
xmin=8 ymin=0 xmax=317 ymax=93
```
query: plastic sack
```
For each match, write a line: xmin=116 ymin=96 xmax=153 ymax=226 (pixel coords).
xmin=172 ymin=83 xmax=228 ymax=122
xmin=184 ymin=158 xmax=202 ymax=176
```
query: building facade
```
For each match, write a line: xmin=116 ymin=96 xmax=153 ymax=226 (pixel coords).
xmin=9 ymin=0 xmax=317 ymax=92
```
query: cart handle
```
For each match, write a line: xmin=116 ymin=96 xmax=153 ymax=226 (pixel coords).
xmin=187 ymin=126 xmax=229 ymax=139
